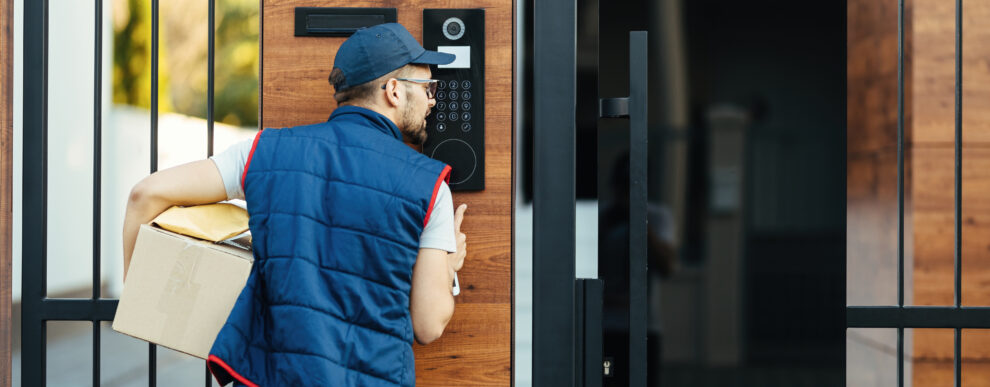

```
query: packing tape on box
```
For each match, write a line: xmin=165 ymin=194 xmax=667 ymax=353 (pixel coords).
xmin=157 ymin=242 xmax=204 ymax=344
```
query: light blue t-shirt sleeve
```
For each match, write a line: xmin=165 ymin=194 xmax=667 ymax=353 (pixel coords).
xmin=210 ymin=140 xmax=456 ymax=252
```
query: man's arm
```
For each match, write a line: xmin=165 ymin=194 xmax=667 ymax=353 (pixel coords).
xmin=122 ymin=159 xmax=227 ymax=280
xmin=410 ymin=203 xmax=467 ymax=344
xmin=409 ymin=247 xmax=456 ymax=345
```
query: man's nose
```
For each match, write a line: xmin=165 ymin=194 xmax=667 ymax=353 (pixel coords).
xmin=428 ymin=98 xmax=436 ymax=108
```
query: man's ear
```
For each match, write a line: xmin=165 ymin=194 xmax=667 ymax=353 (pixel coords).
xmin=383 ymin=78 xmax=402 ymax=108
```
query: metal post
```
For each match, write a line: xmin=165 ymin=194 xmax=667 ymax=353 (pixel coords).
xmin=22 ymin=0 xmax=49 ymax=384
xmin=532 ymin=0 xmax=577 ymax=384
xmin=627 ymin=31 xmax=648 ymax=387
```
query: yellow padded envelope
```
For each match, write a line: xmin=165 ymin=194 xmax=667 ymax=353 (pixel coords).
xmin=152 ymin=203 xmax=249 ymax=242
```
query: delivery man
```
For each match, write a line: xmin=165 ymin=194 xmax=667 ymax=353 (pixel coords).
xmin=122 ymin=23 xmax=468 ymax=386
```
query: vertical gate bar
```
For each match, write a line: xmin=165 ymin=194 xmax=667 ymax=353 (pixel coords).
xmin=628 ymin=31 xmax=648 ymax=387
xmin=150 ymin=0 xmax=160 ymax=385
xmin=93 ymin=0 xmax=103 ymax=385
xmin=22 ymin=0 xmax=49 ymax=384
xmin=205 ymin=2 xmax=217 ymax=383
xmin=896 ymin=0 xmax=905 ymax=385
xmin=954 ymin=0 xmax=963 ymax=384
xmin=533 ymin=0 xmax=577 ymax=384
xmin=207 ymin=0 xmax=215 ymax=158
xmin=954 ymin=0 xmax=963 ymax=310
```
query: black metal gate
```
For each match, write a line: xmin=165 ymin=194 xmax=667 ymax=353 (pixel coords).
xmin=22 ymin=0 xmax=220 ymax=385
xmin=844 ymin=0 xmax=990 ymax=386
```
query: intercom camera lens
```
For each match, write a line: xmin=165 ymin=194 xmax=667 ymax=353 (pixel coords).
xmin=446 ymin=22 xmax=461 ymax=36
xmin=462 ymin=91 xmax=472 ymax=100
xmin=462 ymin=80 xmax=471 ymax=89
xmin=442 ymin=17 xmax=466 ymax=40
xmin=449 ymin=102 xmax=459 ymax=111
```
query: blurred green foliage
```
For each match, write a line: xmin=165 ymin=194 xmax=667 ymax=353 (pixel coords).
xmin=113 ymin=0 xmax=259 ymax=127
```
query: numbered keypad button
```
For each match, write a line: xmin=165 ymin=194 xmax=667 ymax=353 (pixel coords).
xmin=461 ymin=80 xmax=471 ymax=90
xmin=449 ymin=112 xmax=459 ymax=122
xmin=436 ymin=102 xmax=447 ymax=111
xmin=437 ymin=91 xmax=446 ymax=100
xmin=449 ymin=102 xmax=460 ymax=111
xmin=449 ymin=91 xmax=459 ymax=100
xmin=462 ymin=102 xmax=472 ymax=111
xmin=437 ymin=123 xmax=447 ymax=132
xmin=462 ymin=91 xmax=471 ymax=100
xmin=436 ymin=112 xmax=447 ymax=121
xmin=461 ymin=123 xmax=472 ymax=132
xmin=462 ymin=112 xmax=472 ymax=121
xmin=437 ymin=80 xmax=447 ymax=90
xmin=449 ymin=80 xmax=459 ymax=90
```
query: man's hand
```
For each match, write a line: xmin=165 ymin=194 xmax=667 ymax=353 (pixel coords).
xmin=447 ymin=204 xmax=468 ymax=274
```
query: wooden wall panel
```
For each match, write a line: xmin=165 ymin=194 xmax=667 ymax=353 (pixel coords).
xmin=262 ymin=1 xmax=513 ymax=385
xmin=1 ymin=0 xmax=11 ymax=384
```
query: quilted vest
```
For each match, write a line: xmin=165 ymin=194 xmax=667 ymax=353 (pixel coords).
xmin=207 ymin=106 xmax=451 ymax=386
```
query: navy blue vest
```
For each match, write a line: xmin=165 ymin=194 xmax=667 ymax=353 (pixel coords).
xmin=207 ymin=106 xmax=451 ymax=386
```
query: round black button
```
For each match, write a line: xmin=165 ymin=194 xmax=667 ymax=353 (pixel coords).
xmin=436 ymin=112 xmax=446 ymax=121
xmin=449 ymin=81 xmax=458 ymax=90
xmin=436 ymin=102 xmax=447 ymax=111
xmin=462 ymin=91 xmax=472 ymax=100
xmin=449 ymin=102 xmax=460 ymax=111
xmin=437 ymin=80 xmax=446 ymax=89
xmin=461 ymin=123 xmax=472 ymax=132
xmin=462 ymin=112 xmax=472 ymax=121
xmin=449 ymin=112 xmax=459 ymax=122
xmin=462 ymin=102 xmax=472 ymax=110
xmin=436 ymin=91 xmax=446 ymax=100
xmin=449 ymin=91 xmax=459 ymax=100
xmin=437 ymin=123 xmax=447 ymax=132
xmin=430 ymin=139 xmax=477 ymax=185
xmin=461 ymin=80 xmax=471 ymax=89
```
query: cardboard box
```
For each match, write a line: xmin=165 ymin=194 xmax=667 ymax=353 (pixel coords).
xmin=112 ymin=205 xmax=253 ymax=359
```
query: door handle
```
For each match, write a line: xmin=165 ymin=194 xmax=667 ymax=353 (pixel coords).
xmin=598 ymin=30 xmax=648 ymax=387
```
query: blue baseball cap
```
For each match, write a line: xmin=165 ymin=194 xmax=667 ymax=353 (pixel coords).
xmin=332 ymin=23 xmax=455 ymax=90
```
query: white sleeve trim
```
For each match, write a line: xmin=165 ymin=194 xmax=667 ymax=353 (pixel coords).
xmin=419 ymin=182 xmax=456 ymax=253
xmin=209 ymin=138 xmax=253 ymax=200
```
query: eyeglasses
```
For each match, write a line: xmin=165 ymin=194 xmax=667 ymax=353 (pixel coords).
xmin=381 ymin=78 xmax=438 ymax=99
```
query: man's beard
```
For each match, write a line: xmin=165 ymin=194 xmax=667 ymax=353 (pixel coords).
xmin=401 ymin=104 xmax=428 ymax=145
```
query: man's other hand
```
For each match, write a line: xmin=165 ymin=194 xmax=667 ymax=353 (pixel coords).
xmin=447 ymin=204 xmax=467 ymax=273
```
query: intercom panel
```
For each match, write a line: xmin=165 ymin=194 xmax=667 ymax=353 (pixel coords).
xmin=423 ymin=9 xmax=485 ymax=191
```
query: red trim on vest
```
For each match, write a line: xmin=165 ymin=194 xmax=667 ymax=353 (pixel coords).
xmin=241 ymin=129 xmax=264 ymax=191
xmin=208 ymin=354 xmax=259 ymax=387
xmin=423 ymin=165 xmax=452 ymax=227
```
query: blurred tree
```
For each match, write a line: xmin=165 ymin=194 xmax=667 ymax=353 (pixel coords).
xmin=113 ymin=0 xmax=173 ymax=112
xmin=114 ymin=0 xmax=258 ymax=127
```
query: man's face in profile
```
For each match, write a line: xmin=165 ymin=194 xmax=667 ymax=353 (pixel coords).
xmin=398 ymin=67 xmax=435 ymax=145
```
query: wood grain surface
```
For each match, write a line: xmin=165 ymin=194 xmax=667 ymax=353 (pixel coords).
xmin=262 ymin=1 xmax=513 ymax=385
xmin=1 ymin=0 xmax=12 ymax=384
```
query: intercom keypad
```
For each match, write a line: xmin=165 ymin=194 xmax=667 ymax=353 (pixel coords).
xmin=424 ymin=9 xmax=485 ymax=191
